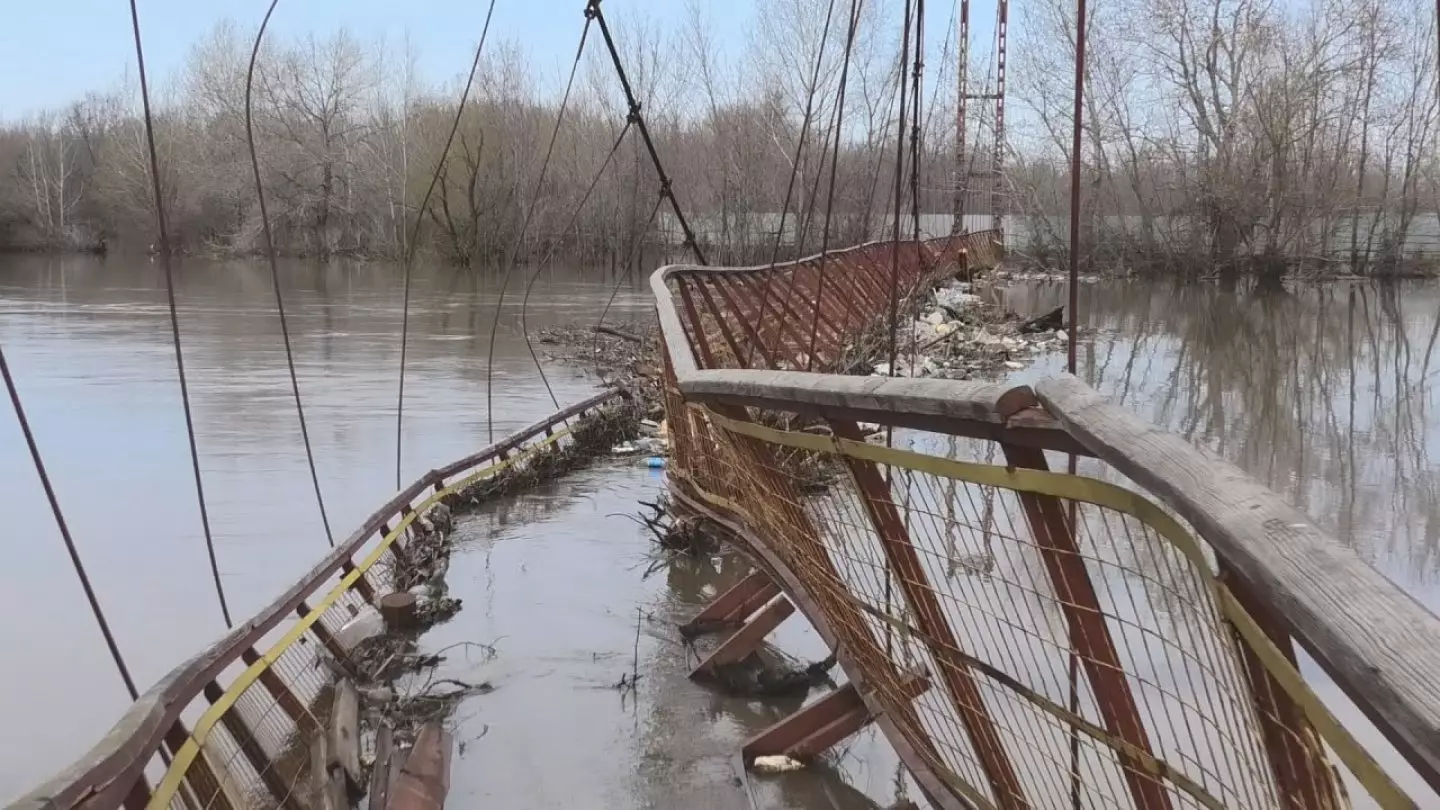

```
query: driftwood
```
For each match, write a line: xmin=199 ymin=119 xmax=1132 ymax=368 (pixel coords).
xmin=1019 ymin=305 xmax=1064 ymax=334
xmin=329 ymin=679 xmax=363 ymax=800
xmin=594 ymin=325 xmax=643 ymax=343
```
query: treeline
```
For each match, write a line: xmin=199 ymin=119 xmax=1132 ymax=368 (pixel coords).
xmin=1012 ymin=0 xmax=1440 ymax=276
xmin=0 ymin=3 xmax=961 ymax=267
xmin=3 ymin=0 xmax=1438 ymax=276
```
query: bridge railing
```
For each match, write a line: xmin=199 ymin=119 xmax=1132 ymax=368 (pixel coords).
xmin=655 ymin=235 xmax=1440 ymax=809
xmin=11 ymin=388 xmax=630 ymax=810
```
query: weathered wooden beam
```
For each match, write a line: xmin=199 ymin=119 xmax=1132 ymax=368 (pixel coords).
xmin=691 ymin=594 xmax=796 ymax=676
xmin=388 ymin=723 xmax=453 ymax=810
xmin=1035 ymin=373 xmax=1440 ymax=789
xmin=329 ymin=679 xmax=363 ymax=800
xmin=309 ymin=728 xmax=347 ymax=810
xmin=367 ymin=726 xmax=395 ymax=810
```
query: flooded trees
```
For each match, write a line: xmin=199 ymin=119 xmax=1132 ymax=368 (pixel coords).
xmin=1013 ymin=0 xmax=1440 ymax=276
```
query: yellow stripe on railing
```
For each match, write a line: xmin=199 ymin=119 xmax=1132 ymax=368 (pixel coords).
xmin=696 ymin=406 xmax=1413 ymax=809
xmin=147 ymin=426 xmax=575 ymax=809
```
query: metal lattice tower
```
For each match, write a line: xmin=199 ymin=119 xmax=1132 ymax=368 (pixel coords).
xmin=951 ymin=0 xmax=1008 ymax=236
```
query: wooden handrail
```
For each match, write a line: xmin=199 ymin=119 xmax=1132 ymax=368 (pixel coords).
xmin=9 ymin=388 xmax=627 ymax=810
xmin=1035 ymin=373 xmax=1440 ymax=789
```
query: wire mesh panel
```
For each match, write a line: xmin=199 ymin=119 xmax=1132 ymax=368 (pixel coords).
xmin=123 ymin=394 xmax=635 ymax=810
xmin=672 ymin=404 xmax=1398 ymax=808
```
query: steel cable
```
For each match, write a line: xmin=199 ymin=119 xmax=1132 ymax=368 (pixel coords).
xmin=803 ymin=0 xmax=866 ymax=370
xmin=484 ymin=15 xmax=593 ymax=442
xmin=395 ymin=0 xmax=498 ymax=488
xmin=594 ymin=190 xmax=667 ymax=376
xmin=245 ymin=0 xmax=334 ymax=547
xmin=127 ymin=0 xmax=231 ymax=628
xmin=741 ymin=0 xmax=839 ymax=369
xmin=2 ymin=343 xmax=138 ymax=699
xmin=520 ymin=119 xmax=634 ymax=411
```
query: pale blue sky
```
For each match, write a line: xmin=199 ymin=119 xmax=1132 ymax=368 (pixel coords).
xmin=0 ymin=0 xmax=750 ymax=118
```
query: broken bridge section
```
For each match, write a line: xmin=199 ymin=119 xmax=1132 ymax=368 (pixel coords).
xmin=655 ymin=233 xmax=1440 ymax=809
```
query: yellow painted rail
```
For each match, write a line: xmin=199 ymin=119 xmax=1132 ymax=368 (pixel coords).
xmin=653 ymin=233 xmax=1440 ymax=808
xmin=10 ymin=388 xmax=629 ymax=810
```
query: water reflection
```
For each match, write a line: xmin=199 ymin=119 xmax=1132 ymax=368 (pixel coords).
xmin=1007 ymin=279 xmax=1440 ymax=600
xmin=0 ymin=253 xmax=647 ymax=802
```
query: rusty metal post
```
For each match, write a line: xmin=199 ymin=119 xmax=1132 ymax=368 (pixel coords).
xmin=1221 ymin=564 xmax=1344 ymax=809
xmin=691 ymin=595 xmax=796 ymax=676
xmin=297 ymin=601 xmax=348 ymax=662
xmin=681 ymin=570 xmax=779 ymax=635
xmin=163 ymin=721 xmax=236 ymax=810
xmin=203 ymin=681 xmax=302 ymax=810
xmin=831 ymin=419 xmax=1030 ymax=809
xmin=122 ymin=776 xmax=153 ymax=810
xmin=743 ymin=674 xmax=931 ymax=763
xmin=242 ymin=646 xmax=320 ymax=736
xmin=1001 ymin=443 xmax=1172 ymax=810
xmin=340 ymin=559 xmax=377 ymax=603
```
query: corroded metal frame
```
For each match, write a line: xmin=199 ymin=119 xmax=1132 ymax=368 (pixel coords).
xmin=653 ymin=234 xmax=1440 ymax=808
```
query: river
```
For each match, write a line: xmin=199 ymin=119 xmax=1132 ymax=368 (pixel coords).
xmin=4 ymin=256 xmax=1440 ymax=806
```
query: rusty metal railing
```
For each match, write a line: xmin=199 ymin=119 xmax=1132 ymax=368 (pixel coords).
xmin=655 ymin=235 xmax=1440 ymax=808
xmin=10 ymin=388 xmax=630 ymax=810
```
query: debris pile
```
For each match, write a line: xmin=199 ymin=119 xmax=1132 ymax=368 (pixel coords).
xmin=535 ymin=319 xmax=662 ymax=405
xmin=843 ymin=278 xmax=1070 ymax=381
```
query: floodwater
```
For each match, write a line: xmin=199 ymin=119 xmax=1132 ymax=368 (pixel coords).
xmin=6 ymin=256 xmax=1440 ymax=807
xmin=0 ymin=253 xmax=908 ymax=808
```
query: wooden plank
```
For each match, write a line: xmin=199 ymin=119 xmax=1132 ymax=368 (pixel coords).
xmin=1035 ymin=373 xmax=1440 ymax=789
xmin=743 ymin=674 xmax=931 ymax=762
xmin=367 ymin=726 xmax=395 ymax=810
xmin=329 ymin=679 xmax=363 ymax=798
xmin=309 ymin=730 xmax=346 ymax=810
xmin=388 ymin=723 xmax=453 ymax=810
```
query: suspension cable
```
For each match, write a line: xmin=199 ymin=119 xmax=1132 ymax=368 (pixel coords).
xmin=127 ymin=0 xmax=231 ymax=628
xmin=886 ymin=0 xmax=915 ymax=384
xmin=907 ymin=0 xmax=926 ymax=378
xmin=484 ymin=14 xmax=593 ymax=442
xmin=245 ymin=0 xmax=333 ymax=548
xmin=2 ymin=344 xmax=138 ymax=699
xmin=742 ymin=0 xmax=839 ymax=369
xmin=587 ymin=0 xmax=707 ymax=266
xmin=909 ymin=0 xmax=926 ymax=243
xmin=595 ymin=190 xmax=667 ymax=374
xmin=395 ymin=0 xmax=498 ymax=488
xmin=521 ymin=120 xmax=634 ymax=410
xmin=803 ymin=0 xmax=865 ymax=371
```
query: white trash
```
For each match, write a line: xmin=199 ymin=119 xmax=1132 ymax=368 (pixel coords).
xmin=752 ymin=755 xmax=805 ymax=773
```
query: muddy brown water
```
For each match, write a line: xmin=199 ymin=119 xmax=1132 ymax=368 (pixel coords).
xmin=5 ymin=258 xmax=1440 ymax=806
